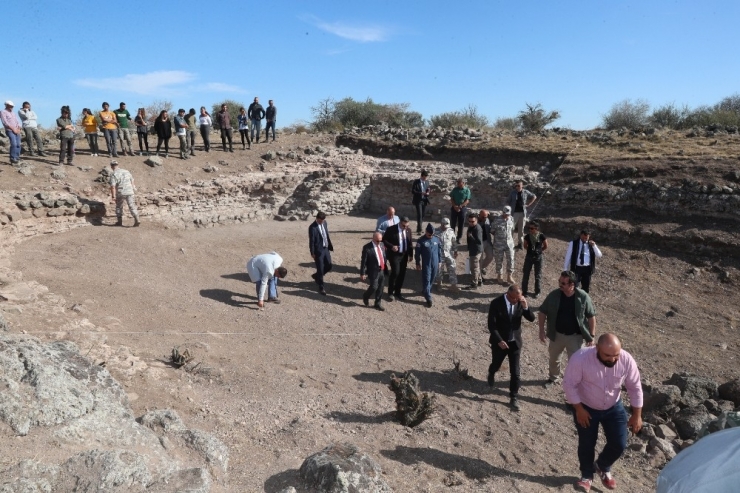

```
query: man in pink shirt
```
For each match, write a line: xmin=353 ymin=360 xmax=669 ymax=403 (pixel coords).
xmin=563 ymin=333 xmax=643 ymax=492
xmin=1 ymin=101 xmax=23 ymax=164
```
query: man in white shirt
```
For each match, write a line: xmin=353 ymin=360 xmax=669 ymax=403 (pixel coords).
xmin=246 ymin=252 xmax=287 ymax=308
xmin=563 ymin=230 xmax=603 ymax=293
xmin=18 ymin=101 xmax=45 ymax=156
xmin=376 ymin=206 xmax=400 ymax=233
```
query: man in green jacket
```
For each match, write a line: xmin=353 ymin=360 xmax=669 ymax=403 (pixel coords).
xmin=538 ymin=270 xmax=596 ymax=383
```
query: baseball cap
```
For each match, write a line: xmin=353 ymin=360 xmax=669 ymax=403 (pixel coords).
xmin=425 ymin=223 xmax=435 ymax=233
xmin=502 ymin=206 xmax=511 ymax=214
xmin=110 ymin=160 xmax=119 ymax=166
xmin=4 ymin=101 xmax=14 ymax=107
xmin=441 ymin=218 xmax=450 ymax=226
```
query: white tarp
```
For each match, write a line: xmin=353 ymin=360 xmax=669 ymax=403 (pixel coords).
xmin=656 ymin=427 xmax=740 ymax=493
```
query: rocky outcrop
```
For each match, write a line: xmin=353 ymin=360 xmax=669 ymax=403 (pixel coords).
xmin=0 ymin=334 xmax=225 ymax=491
xmin=298 ymin=442 xmax=392 ymax=493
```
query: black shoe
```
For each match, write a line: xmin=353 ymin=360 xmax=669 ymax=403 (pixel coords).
xmin=374 ymin=304 xmax=385 ymax=311
xmin=532 ymin=292 xmax=540 ymax=299
xmin=115 ymin=218 xmax=123 ymax=226
xmin=425 ymin=299 xmax=433 ymax=308
xmin=311 ymin=273 xmax=317 ymax=280
xmin=510 ymin=397 xmax=520 ymax=411
xmin=395 ymin=294 xmax=405 ymax=301
xmin=463 ymin=285 xmax=478 ymax=290
xmin=267 ymin=297 xmax=281 ymax=304
xmin=456 ymin=238 xmax=461 ymax=244
xmin=487 ymin=373 xmax=495 ymax=388
xmin=363 ymin=295 xmax=369 ymax=306
xmin=478 ymin=279 xmax=483 ymax=286
xmin=319 ymin=288 xmax=327 ymax=296
xmin=133 ymin=219 xmax=140 ymax=227
xmin=229 ymin=149 xmax=234 ymax=153
xmin=387 ymin=294 xmax=395 ymax=302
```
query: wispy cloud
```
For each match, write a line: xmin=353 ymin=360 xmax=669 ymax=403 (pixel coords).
xmin=74 ymin=70 xmax=246 ymax=96
xmin=303 ymin=15 xmax=391 ymax=42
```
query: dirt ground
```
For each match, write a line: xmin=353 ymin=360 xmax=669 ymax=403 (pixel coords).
xmin=6 ymin=212 xmax=739 ymax=492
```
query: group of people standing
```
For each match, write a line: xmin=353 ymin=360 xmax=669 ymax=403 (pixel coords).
xmin=1 ymin=97 xmax=278 ymax=164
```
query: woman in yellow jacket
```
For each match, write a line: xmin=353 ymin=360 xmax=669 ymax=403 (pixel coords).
xmin=81 ymin=108 xmax=99 ymax=156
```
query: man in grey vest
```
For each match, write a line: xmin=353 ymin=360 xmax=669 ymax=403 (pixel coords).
xmin=506 ymin=180 xmax=537 ymax=249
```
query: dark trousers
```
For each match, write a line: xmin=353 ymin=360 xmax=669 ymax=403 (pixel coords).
xmin=450 ymin=206 xmax=468 ymax=239
xmin=387 ymin=252 xmax=408 ymax=296
xmin=571 ymin=401 xmax=628 ymax=480
xmin=137 ymin=132 xmax=149 ymax=153
xmin=364 ymin=271 xmax=385 ymax=306
xmin=59 ymin=137 xmax=75 ymax=164
xmin=313 ymin=248 xmax=332 ymax=289
xmin=85 ymin=133 xmax=99 ymax=155
xmin=239 ymin=129 xmax=251 ymax=147
xmin=522 ymin=255 xmax=543 ymax=296
xmin=488 ymin=340 xmax=521 ymax=398
xmin=200 ymin=125 xmax=211 ymax=151
xmin=265 ymin=120 xmax=276 ymax=140
xmin=574 ymin=265 xmax=593 ymax=293
xmin=188 ymin=129 xmax=197 ymax=150
xmin=414 ymin=201 xmax=427 ymax=233
xmin=220 ymin=128 xmax=233 ymax=150
xmin=156 ymin=137 xmax=169 ymax=154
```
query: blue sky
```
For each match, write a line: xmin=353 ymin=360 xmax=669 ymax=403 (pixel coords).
xmin=3 ymin=1 xmax=737 ymax=130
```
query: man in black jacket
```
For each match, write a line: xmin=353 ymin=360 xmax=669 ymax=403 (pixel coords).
xmin=563 ymin=230 xmax=603 ymax=293
xmin=465 ymin=213 xmax=483 ymax=289
xmin=264 ymin=100 xmax=277 ymax=142
xmin=411 ymin=170 xmax=430 ymax=234
xmin=382 ymin=217 xmax=413 ymax=301
xmin=247 ymin=97 xmax=266 ymax=143
xmin=308 ymin=211 xmax=333 ymax=295
xmin=360 ymin=231 xmax=386 ymax=311
xmin=487 ymin=284 xmax=535 ymax=410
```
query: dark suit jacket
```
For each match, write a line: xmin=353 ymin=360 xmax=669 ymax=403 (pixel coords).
xmin=467 ymin=223 xmax=483 ymax=256
xmin=360 ymin=241 xmax=386 ymax=279
xmin=382 ymin=224 xmax=413 ymax=261
xmin=308 ymin=220 xmax=333 ymax=256
xmin=487 ymin=294 xmax=535 ymax=347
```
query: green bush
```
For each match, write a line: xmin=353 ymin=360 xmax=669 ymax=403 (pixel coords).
xmin=310 ymin=97 xmax=423 ymax=131
xmin=428 ymin=104 xmax=489 ymax=129
xmin=493 ymin=117 xmax=519 ymax=131
xmin=211 ymin=99 xmax=246 ymax=129
xmin=649 ymin=103 xmax=691 ymax=129
xmin=602 ymin=99 xmax=650 ymax=130
xmin=518 ymin=103 xmax=560 ymax=132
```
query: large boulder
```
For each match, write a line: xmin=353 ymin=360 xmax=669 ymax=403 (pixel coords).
xmin=672 ymin=406 xmax=714 ymax=440
xmin=0 ymin=335 xmax=224 ymax=491
xmin=718 ymin=378 xmax=740 ymax=407
xmin=642 ymin=384 xmax=682 ymax=415
xmin=665 ymin=372 xmax=719 ymax=407
xmin=299 ymin=442 xmax=392 ymax=493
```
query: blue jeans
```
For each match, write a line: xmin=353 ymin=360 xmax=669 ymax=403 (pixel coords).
xmin=103 ymin=128 xmax=118 ymax=156
xmin=255 ymin=277 xmax=278 ymax=300
xmin=572 ymin=401 xmax=628 ymax=479
xmin=265 ymin=120 xmax=276 ymax=140
xmin=250 ymin=118 xmax=262 ymax=142
xmin=7 ymin=130 xmax=21 ymax=161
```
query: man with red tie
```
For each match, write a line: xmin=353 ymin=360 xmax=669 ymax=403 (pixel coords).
xmin=382 ymin=216 xmax=413 ymax=302
xmin=360 ymin=231 xmax=387 ymax=311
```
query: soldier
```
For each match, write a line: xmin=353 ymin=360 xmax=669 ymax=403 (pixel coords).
xmin=415 ymin=223 xmax=443 ymax=308
xmin=522 ymin=221 xmax=548 ymax=298
xmin=492 ymin=206 xmax=516 ymax=284
xmin=109 ymin=160 xmax=140 ymax=227
xmin=434 ymin=217 xmax=459 ymax=291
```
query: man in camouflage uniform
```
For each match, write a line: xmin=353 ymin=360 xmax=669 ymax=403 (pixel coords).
xmin=434 ymin=217 xmax=459 ymax=291
xmin=109 ymin=160 xmax=140 ymax=227
xmin=492 ymin=205 xmax=515 ymax=284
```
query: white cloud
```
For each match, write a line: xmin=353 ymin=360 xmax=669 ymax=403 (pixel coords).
xmin=74 ymin=71 xmax=246 ymax=96
xmin=304 ymin=15 xmax=391 ymax=42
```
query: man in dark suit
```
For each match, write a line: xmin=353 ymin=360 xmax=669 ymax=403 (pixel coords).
xmin=360 ymin=231 xmax=386 ymax=311
xmin=411 ymin=170 xmax=431 ymax=234
xmin=308 ymin=211 xmax=333 ymax=295
xmin=563 ymin=230 xmax=603 ymax=293
xmin=382 ymin=216 xmax=413 ymax=301
xmin=487 ymin=284 xmax=535 ymax=410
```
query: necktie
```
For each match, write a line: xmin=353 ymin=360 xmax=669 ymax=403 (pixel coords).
xmin=321 ymin=224 xmax=327 ymax=248
xmin=376 ymin=244 xmax=384 ymax=270
xmin=579 ymin=241 xmax=586 ymax=265
xmin=399 ymin=231 xmax=405 ymax=253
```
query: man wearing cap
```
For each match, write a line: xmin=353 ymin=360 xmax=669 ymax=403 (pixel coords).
xmin=360 ymin=231 xmax=387 ymax=311
xmin=415 ymin=223 xmax=443 ymax=308
xmin=449 ymin=178 xmax=471 ymax=243
xmin=382 ymin=216 xmax=413 ymax=301
xmin=109 ymin=160 xmax=140 ymax=227
xmin=411 ymin=170 xmax=431 ymax=234
xmin=492 ymin=206 xmax=516 ymax=284
xmin=246 ymin=251 xmax=287 ymax=308
xmin=434 ymin=217 xmax=459 ymax=291
xmin=375 ymin=206 xmax=399 ymax=234
xmin=564 ymin=230 xmax=603 ymax=293
xmin=18 ymin=102 xmax=45 ymax=156
xmin=114 ymin=102 xmax=134 ymax=156
xmin=506 ymin=180 xmax=537 ymax=249
xmin=1 ymin=101 xmax=23 ymax=164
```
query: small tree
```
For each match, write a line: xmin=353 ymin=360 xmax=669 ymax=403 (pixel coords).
xmin=493 ymin=117 xmax=519 ymax=131
xmin=144 ymin=99 xmax=173 ymax=122
xmin=429 ymin=104 xmax=489 ymax=128
xmin=211 ymin=99 xmax=246 ymax=129
xmin=649 ymin=103 xmax=690 ymax=129
xmin=602 ymin=99 xmax=650 ymax=130
xmin=517 ymin=103 xmax=560 ymax=132
xmin=715 ymin=93 xmax=740 ymax=114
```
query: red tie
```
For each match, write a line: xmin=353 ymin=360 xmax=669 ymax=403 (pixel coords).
xmin=375 ymin=244 xmax=385 ymax=270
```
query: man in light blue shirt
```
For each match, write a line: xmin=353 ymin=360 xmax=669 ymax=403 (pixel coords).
xmin=376 ymin=206 xmax=400 ymax=233
xmin=246 ymin=252 xmax=288 ymax=307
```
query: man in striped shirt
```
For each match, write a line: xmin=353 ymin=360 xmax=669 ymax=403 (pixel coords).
xmin=563 ymin=333 xmax=643 ymax=492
